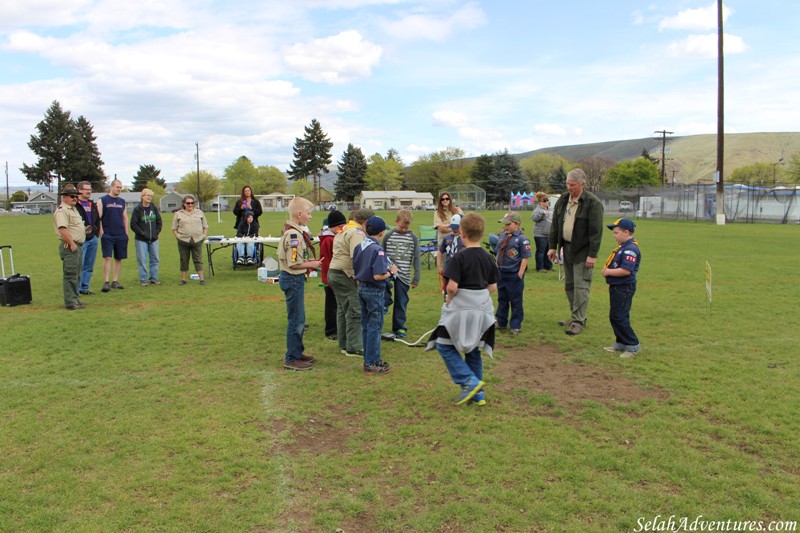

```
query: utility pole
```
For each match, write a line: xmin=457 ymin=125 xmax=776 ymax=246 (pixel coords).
xmin=5 ymin=162 xmax=8 ymax=209
xmin=195 ymin=143 xmax=201 ymax=206
xmin=654 ymin=130 xmax=673 ymax=186
xmin=715 ymin=0 xmax=726 ymax=225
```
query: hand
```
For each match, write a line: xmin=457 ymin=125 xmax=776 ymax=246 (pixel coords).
xmin=547 ymin=249 xmax=556 ymax=261
xmin=586 ymin=257 xmax=596 ymax=269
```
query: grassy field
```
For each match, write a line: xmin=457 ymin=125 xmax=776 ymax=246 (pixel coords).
xmin=1 ymin=211 xmax=798 ymax=532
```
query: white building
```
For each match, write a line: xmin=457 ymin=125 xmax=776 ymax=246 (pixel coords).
xmin=359 ymin=191 xmax=435 ymax=211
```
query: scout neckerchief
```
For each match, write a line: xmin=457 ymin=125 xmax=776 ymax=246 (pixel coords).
xmin=284 ymin=222 xmax=317 ymax=275
xmin=497 ymin=232 xmax=513 ymax=266
xmin=603 ymin=239 xmax=639 ymax=269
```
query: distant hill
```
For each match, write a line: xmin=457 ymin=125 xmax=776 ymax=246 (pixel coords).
xmin=524 ymin=132 xmax=800 ymax=184
xmin=319 ymin=132 xmax=800 ymax=190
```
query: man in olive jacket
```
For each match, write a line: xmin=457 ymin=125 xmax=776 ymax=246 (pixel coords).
xmin=548 ymin=168 xmax=604 ymax=335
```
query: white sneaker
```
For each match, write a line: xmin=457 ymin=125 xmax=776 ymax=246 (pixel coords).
xmin=604 ymin=346 xmax=622 ymax=353
xmin=620 ymin=350 xmax=639 ymax=359
xmin=236 ymin=258 xmax=244 ymax=265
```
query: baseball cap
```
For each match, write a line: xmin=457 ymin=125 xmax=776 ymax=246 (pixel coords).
xmin=449 ymin=214 xmax=462 ymax=229
xmin=498 ymin=212 xmax=521 ymax=225
xmin=607 ymin=217 xmax=636 ymax=233
xmin=365 ymin=216 xmax=387 ymax=236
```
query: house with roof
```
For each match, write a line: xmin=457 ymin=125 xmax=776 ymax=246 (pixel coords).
xmin=359 ymin=190 xmax=434 ymax=211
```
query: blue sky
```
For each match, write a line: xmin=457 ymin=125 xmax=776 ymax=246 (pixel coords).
xmin=1 ymin=0 xmax=798 ymax=188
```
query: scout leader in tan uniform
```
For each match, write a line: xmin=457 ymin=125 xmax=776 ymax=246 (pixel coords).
xmin=277 ymin=197 xmax=323 ymax=371
xmin=53 ymin=185 xmax=87 ymax=310
xmin=327 ymin=208 xmax=374 ymax=357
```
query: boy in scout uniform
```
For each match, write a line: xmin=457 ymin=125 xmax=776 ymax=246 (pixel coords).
xmin=53 ymin=184 xmax=86 ymax=310
xmin=277 ymin=197 xmax=323 ymax=371
xmin=494 ymin=212 xmax=532 ymax=335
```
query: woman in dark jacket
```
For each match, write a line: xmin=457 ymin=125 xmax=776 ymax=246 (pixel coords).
xmin=232 ymin=185 xmax=263 ymax=229
xmin=130 ymin=188 xmax=163 ymax=286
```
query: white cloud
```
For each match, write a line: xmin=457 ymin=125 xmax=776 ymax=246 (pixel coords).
xmin=381 ymin=3 xmax=487 ymax=42
xmin=533 ymin=123 xmax=568 ymax=137
xmin=432 ymin=110 xmax=468 ymax=128
xmin=282 ymin=30 xmax=382 ymax=84
xmin=660 ymin=3 xmax=733 ymax=31
xmin=666 ymin=33 xmax=748 ymax=58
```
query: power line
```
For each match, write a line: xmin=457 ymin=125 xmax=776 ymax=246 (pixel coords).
xmin=654 ymin=130 xmax=674 ymax=186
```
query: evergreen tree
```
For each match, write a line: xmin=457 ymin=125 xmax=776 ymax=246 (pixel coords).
xmin=386 ymin=148 xmax=403 ymax=164
xmin=287 ymin=118 xmax=333 ymax=205
xmin=21 ymin=100 xmax=106 ymax=192
xmin=486 ymin=150 xmax=526 ymax=203
xmin=132 ymin=164 xmax=165 ymax=191
xmin=470 ymin=154 xmax=494 ymax=193
xmin=335 ymin=144 xmax=367 ymax=201
xmin=72 ymin=116 xmax=107 ymax=187
xmin=548 ymin=166 xmax=568 ymax=193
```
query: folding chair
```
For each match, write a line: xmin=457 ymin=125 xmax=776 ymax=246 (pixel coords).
xmin=418 ymin=225 xmax=438 ymax=270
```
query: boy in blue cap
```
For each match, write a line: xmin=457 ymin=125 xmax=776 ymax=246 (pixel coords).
xmin=601 ymin=218 xmax=641 ymax=358
xmin=353 ymin=216 xmax=398 ymax=374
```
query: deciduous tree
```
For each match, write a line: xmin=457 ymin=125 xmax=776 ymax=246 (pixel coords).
xmin=177 ymin=169 xmax=220 ymax=207
xmin=603 ymin=158 xmax=660 ymax=189
xmin=578 ymin=156 xmax=614 ymax=192
xmin=223 ymin=156 xmax=258 ymax=194
xmin=405 ymin=147 xmax=470 ymax=196
xmin=520 ymin=153 xmax=575 ymax=192
xmin=256 ymin=165 xmax=288 ymax=194
xmin=731 ymin=162 xmax=782 ymax=185
xmin=365 ymin=153 xmax=403 ymax=192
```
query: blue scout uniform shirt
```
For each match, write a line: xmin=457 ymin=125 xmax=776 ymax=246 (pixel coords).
xmin=604 ymin=238 xmax=641 ymax=286
xmin=494 ymin=230 xmax=532 ymax=273
xmin=352 ymin=236 xmax=390 ymax=288
xmin=438 ymin=233 xmax=466 ymax=270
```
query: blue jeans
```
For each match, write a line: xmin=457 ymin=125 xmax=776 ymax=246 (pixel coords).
xmin=134 ymin=239 xmax=160 ymax=282
xmin=609 ymin=284 xmax=639 ymax=350
xmin=385 ymin=279 xmax=410 ymax=332
xmin=279 ymin=271 xmax=306 ymax=362
xmin=436 ymin=342 xmax=482 ymax=387
xmin=359 ymin=284 xmax=385 ymax=366
xmin=80 ymin=235 xmax=98 ymax=292
xmin=496 ymin=271 xmax=525 ymax=329
xmin=534 ymin=236 xmax=553 ymax=271
xmin=236 ymin=242 xmax=257 ymax=260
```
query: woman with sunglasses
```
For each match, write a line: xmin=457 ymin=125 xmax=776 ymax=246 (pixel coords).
xmin=433 ymin=192 xmax=463 ymax=239
xmin=172 ymin=195 xmax=208 ymax=285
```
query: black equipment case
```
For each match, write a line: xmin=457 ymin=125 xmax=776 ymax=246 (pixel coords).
xmin=0 ymin=245 xmax=33 ymax=307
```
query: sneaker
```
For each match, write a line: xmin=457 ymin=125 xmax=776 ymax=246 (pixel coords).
xmin=140 ymin=281 xmax=149 ymax=287
xmin=179 ymin=280 xmax=187 ymax=286
xmin=363 ymin=363 xmax=391 ymax=375
xmin=395 ymin=329 xmax=407 ymax=339
xmin=111 ymin=281 xmax=123 ymax=289
xmin=236 ymin=258 xmax=245 ymax=265
xmin=75 ymin=301 xmax=88 ymax=309
xmin=565 ymin=323 xmax=583 ymax=336
xmin=283 ymin=360 xmax=313 ymax=371
xmin=471 ymin=390 xmax=486 ymax=406
xmin=65 ymin=303 xmax=85 ymax=310
xmin=454 ymin=378 xmax=485 ymax=406
xmin=620 ymin=350 xmax=639 ymax=359
xmin=342 ymin=349 xmax=364 ymax=358
xmin=247 ymin=258 xmax=255 ymax=265
xmin=510 ymin=328 xmax=521 ymax=335
xmin=326 ymin=334 xmax=338 ymax=341
xmin=149 ymin=280 xmax=161 ymax=285
xmin=298 ymin=354 xmax=316 ymax=364
xmin=604 ymin=345 xmax=623 ymax=353
xmin=101 ymin=282 xmax=111 ymax=293
xmin=199 ymin=280 xmax=205 ymax=286
xmin=558 ymin=319 xmax=572 ymax=326
xmin=79 ymin=290 xmax=95 ymax=295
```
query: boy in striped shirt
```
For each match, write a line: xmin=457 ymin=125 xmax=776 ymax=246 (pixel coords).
xmin=381 ymin=209 xmax=421 ymax=339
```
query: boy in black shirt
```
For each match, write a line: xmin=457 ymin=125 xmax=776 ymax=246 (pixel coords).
xmin=426 ymin=213 xmax=498 ymax=406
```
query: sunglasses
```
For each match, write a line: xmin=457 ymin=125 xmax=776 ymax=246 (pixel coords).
xmin=184 ymin=202 xmax=195 ymax=206
xmin=441 ymin=197 xmax=451 ymax=201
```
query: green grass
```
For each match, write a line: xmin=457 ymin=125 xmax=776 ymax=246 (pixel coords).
xmin=1 ymin=212 xmax=799 ymax=532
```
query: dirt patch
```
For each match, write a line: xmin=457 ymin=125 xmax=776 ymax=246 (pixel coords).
xmin=493 ymin=343 xmax=668 ymax=409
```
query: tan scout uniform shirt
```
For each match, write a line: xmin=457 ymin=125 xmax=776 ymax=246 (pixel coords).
xmin=172 ymin=209 xmax=208 ymax=242
xmin=53 ymin=202 xmax=86 ymax=244
xmin=562 ymin=195 xmax=581 ymax=243
xmin=328 ymin=221 xmax=366 ymax=278
xmin=278 ymin=221 xmax=311 ymax=275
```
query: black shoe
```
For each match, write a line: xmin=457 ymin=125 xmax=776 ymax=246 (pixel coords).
xmin=101 ymin=282 xmax=111 ymax=293
xmin=79 ymin=290 xmax=95 ymax=295
xmin=111 ymin=281 xmax=124 ymax=290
